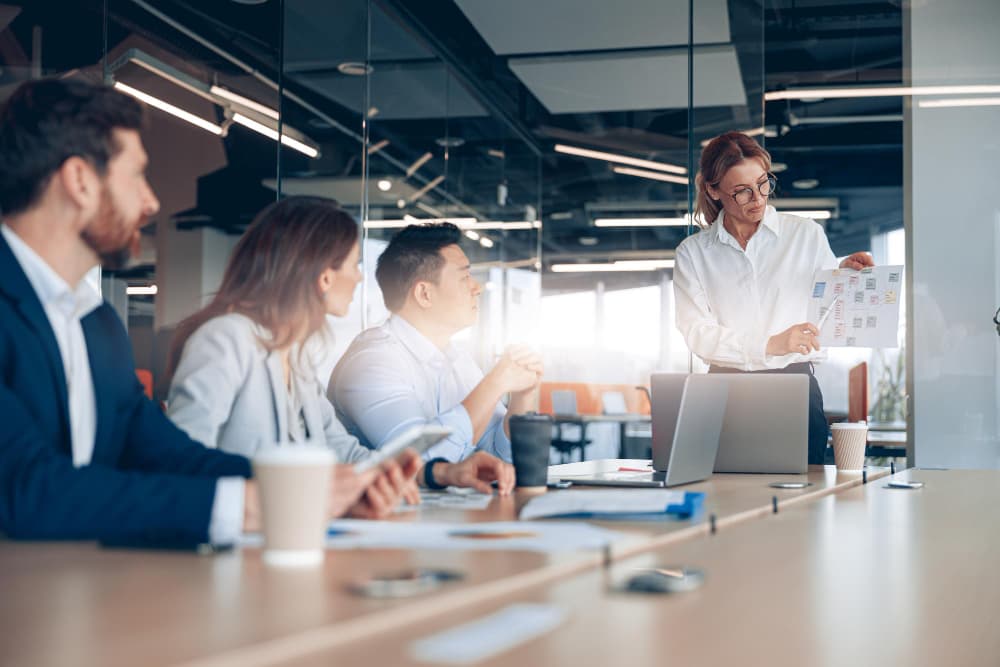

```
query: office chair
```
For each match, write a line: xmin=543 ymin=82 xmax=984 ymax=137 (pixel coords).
xmin=549 ymin=390 xmax=590 ymax=463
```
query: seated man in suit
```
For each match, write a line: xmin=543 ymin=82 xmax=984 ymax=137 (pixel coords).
xmin=0 ymin=78 xmax=415 ymax=545
xmin=329 ymin=223 xmax=542 ymax=493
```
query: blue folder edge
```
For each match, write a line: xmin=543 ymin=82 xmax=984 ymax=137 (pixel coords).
xmin=533 ymin=491 xmax=706 ymax=522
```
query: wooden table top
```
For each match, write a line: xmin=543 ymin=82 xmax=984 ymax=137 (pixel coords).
xmin=308 ymin=468 xmax=1000 ymax=667
xmin=0 ymin=464 xmax=888 ymax=667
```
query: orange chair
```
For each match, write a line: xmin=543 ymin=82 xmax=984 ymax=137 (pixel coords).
xmin=135 ymin=369 xmax=154 ymax=400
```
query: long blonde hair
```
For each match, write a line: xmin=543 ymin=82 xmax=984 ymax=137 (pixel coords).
xmin=167 ymin=196 xmax=358 ymax=383
xmin=694 ymin=131 xmax=773 ymax=226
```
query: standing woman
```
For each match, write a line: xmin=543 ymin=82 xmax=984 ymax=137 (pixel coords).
xmin=165 ymin=196 xmax=417 ymax=517
xmin=674 ymin=132 xmax=874 ymax=464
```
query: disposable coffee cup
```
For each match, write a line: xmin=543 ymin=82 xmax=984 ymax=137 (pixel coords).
xmin=831 ymin=422 xmax=868 ymax=471
xmin=253 ymin=444 xmax=336 ymax=567
xmin=509 ymin=413 xmax=553 ymax=490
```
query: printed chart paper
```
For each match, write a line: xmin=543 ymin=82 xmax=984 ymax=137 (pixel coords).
xmin=808 ymin=265 xmax=903 ymax=348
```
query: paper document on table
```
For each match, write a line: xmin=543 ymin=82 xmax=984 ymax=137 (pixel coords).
xmin=323 ymin=519 xmax=623 ymax=552
xmin=808 ymin=265 xmax=903 ymax=348
xmin=410 ymin=603 xmax=566 ymax=665
xmin=519 ymin=489 xmax=704 ymax=520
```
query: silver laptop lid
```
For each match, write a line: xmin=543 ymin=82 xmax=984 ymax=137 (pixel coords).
xmin=650 ymin=373 xmax=688 ymax=472
xmin=713 ymin=374 xmax=810 ymax=474
xmin=661 ymin=374 xmax=728 ymax=487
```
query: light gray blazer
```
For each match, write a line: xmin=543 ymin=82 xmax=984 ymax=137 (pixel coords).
xmin=166 ymin=313 xmax=371 ymax=463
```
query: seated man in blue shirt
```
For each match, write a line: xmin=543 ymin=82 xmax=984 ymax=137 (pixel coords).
xmin=329 ymin=223 xmax=543 ymax=493
xmin=0 ymin=78 xmax=415 ymax=545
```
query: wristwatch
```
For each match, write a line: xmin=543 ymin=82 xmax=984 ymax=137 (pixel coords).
xmin=423 ymin=457 xmax=449 ymax=490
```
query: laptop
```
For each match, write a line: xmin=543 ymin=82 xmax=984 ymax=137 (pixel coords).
xmin=559 ymin=374 xmax=728 ymax=488
xmin=712 ymin=374 xmax=809 ymax=474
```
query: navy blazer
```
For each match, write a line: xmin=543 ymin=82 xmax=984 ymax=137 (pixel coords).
xmin=0 ymin=233 xmax=252 ymax=543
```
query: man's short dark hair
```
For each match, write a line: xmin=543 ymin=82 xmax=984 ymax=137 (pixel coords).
xmin=376 ymin=223 xmax=463 ymax=312
xmin=0 ymin=78 xmax=145 ymax=217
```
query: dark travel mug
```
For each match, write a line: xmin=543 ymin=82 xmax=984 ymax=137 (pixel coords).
xmin=509 ymin=413 xmax=553 ymax=490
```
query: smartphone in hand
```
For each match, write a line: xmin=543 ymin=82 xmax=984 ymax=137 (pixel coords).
xmin=353 ymin=424 xmax=452 ymax=474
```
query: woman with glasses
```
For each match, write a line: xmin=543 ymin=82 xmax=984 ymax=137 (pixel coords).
xmin=674 ymin=131 xmax=874 ymax=465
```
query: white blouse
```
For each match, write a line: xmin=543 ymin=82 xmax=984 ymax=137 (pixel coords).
xmin=673 ymin=205 xmax=839 ymax=371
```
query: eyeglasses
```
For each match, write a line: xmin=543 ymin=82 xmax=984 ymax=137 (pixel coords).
xmin=720 ymin=174 xmax=777 ymax=206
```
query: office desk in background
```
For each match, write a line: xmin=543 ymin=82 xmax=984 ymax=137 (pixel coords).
xmin=550 ymin=414 xmax=652 ymax=460
xmin=0 ymin=464 xmax=885 ymax=667
xmin=315 ymin=469 xmax=1000 ymax=667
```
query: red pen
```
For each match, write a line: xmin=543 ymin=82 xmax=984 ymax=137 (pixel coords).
xmin=618 ymin=466 xmax=651 ymax=472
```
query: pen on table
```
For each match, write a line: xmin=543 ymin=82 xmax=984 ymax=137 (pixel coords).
xmin=816 ymin=295 xmax=840 ymax=330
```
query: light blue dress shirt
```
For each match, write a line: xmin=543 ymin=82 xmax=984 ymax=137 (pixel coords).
xmin=329 ymin=315 xmax=512 ymax=463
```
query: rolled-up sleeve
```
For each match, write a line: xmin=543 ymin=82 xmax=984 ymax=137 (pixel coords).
xmin=316 ymin=385 xmax=375 ymax=464
xmin=480 ymin=404 xmax=512 ymax=462
xmin=673 ymin=242 xmax=769 ymax=369
xmin=331 ymin=346 xmax=475 ymax=463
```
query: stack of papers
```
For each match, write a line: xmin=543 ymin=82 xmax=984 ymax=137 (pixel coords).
xmin=519 ymin=489 xmax=704 ymax=521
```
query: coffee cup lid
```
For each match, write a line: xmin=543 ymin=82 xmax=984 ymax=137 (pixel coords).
xmin=254 ymin=444 xmax=337 ymax=466
xmin=831 ymin=422 xmax=868 ymax=430
xmin=510 ymin=412 xmax=554 ymax=423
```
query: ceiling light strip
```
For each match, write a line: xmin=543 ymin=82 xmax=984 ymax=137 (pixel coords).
xmin=367 ymin=139 xmax=390 ymax=155
xmin=407 ymin=175 xmax=445 ymax=203
xmin=918 ymin=97 xmax=1000 ymax=108
xmin=363 ymin=218 xmax=538 ymax=230
xmin=765 ymin=84 xmax=1000 ymax=101
xmin=612 ymin=166 xmax=689 ymax=185
xmin=555 ymin=144 xmax=687 ymax=175
xmin=594 ymin=217 xmax=689 ymax=227
xmin=209 ymin=85 xmax=280 ymax=120
xmin=114 ymin=82 xmax=223 ymax=135
xmin=231 ymin=113 xmax=319 ymax=158
xmin=406 ymin=152 xmax=433 ymax=178
xmin=550 ymin=260 xmax=675 ymax=273
xmin=776 ymin=209 xmax=833 ymax=220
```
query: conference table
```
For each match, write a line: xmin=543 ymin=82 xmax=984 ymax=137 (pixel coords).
xmin=289 ymin=468 xmax=1000 ymax=667
xmin=0 ymin=463 xmax=902 ymax=667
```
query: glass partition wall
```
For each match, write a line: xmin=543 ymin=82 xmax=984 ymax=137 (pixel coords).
xmin=21 ymin=0 xmax=979 ymax=466
xmin=362 ymin=0 xmax=543 ymax=371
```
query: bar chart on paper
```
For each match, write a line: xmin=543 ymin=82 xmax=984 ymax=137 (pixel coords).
xmin=808 ymin=266 xmax=903 ymax=348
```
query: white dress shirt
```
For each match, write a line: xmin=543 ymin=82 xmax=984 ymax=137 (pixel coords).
xmin=2 ymin=225 xmax=100 ymax=465
xmin=2 ymin=224 xmax=243 ymax=544
xmin=329 ymin=315 xmax=511 ymax=463
xmin=673 ymin=206 xmax=839 ymax=371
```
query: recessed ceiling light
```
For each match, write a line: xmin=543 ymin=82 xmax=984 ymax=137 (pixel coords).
xmin=396 ymin=199 xmax=407 ymax=208
xmin=377 ymin=179 xmax=392 ymax=192
xmin=578 ymin=236 xmax=599 ymax=246
xmin=337 ymin=62 xmax=373 ymax=76
xmin=551 ymin=211 xmax=574 ymax=221
xmin=435 ymin=136 xmax=465 ymax=148
xmin=771 ymin=162 xmax=788 ymax=173
xmin=792 ymin=178 xmax=820 ymax=190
